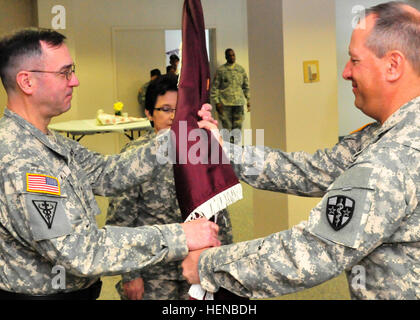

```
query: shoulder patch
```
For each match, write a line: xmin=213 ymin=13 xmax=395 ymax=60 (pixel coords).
xmin=26 ymin=173 xmax=60 ymax=196
xmin=307 ymin=166 xmax=375 ymax=248
xmin=326 ymin=195 xmax=355 ymax=231
xmin=24 ymin=193 xmax=72 ymax=241
xmin=349 ymin=122 xmax=375 ymax=135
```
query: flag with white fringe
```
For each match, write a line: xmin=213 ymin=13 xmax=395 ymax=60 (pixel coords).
xmin=171 ymin=0 xmax=243 ymax=300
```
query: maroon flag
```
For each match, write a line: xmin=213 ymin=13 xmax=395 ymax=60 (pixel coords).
xmin=171 ymin=0 xmax=243 ymax=299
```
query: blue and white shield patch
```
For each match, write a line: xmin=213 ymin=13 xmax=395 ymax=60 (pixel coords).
xmin=326 ymin=196 xmax=355 ymax=231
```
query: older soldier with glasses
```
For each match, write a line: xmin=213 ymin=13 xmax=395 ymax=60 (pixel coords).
xmin=183 ymin=1 xmax=420 ymax=300
xmin=0 ymin=28 xmax=220 ymax=300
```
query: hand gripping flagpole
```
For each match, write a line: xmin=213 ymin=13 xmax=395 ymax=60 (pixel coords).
xmin=171 ymin=0 xmax=243 ymax=300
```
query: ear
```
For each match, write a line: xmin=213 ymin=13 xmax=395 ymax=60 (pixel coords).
xmin=145 ymin=109 xmax=153 ymax=121
xmin=16 ymin=71 xmax=34 ymax=94
xmin=384 ymin=50 xmax=405 ymax=82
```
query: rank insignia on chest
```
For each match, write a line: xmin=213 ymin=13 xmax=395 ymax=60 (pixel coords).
xmin=326 ymin=196 xmax=355 ymax=231
xmin=32 ymin=200 xmax=58 ymax=229
xmin=26 ymin=173 xmax=60 ymax=196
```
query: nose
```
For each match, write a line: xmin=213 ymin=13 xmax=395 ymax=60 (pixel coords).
xmin=69 ymin=72 xmax=80 ymax=87
xmin=342 ymin=60 xmax=352 ymax=80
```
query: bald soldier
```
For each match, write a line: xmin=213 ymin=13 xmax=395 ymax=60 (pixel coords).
xmin=183 ymin=2 xmax=420 ymax=299
xmin=0 ymin=28 xmax=220 ymax=299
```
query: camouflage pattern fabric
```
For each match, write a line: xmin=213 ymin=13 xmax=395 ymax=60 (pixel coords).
xmin=116 ymin=278 xmax=191 ymax=300
xmin=198 ymin=96 xmax=420 ymax=300
xmin=107 ymin=130 xmax=233 ymax=299
xmin=217 ymin=105 xmax=244 ymax=131
xmin=210 ymin=63 xmax=250 ymax=107
xmin=137 ymin=81 xmax=150 ymax=117
xmin=0 ymin=109 xmax=188 ymax=295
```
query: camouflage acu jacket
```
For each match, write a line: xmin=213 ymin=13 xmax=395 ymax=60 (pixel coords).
xmin=210 ymin=63 xmax=250 ymax=106
xmin=106 ymin=130 xmax=233 ymax=283
xmin=0 ymin=109 xmax=188 ymax=295
xmin=199 ymin=96 xmax=420 ymax=299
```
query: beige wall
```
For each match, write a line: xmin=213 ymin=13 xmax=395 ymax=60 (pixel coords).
xmin=247 ymin=0 xmax=350 ymax=299
xmin=248 ymin=0 xmax=338 ymax=234
xmin=282 ymin=0 xmax=338 ymax=227
xmin=0 ymin=0 xmax=37 ymax=114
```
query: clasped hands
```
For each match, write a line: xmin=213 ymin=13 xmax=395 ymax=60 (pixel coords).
xmin=180 ymin=104 xmax=222 ymax=285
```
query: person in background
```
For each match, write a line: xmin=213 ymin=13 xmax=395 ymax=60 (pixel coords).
xmin=138 ymin=68 xmax=161 ymax=117
xmin=106 ymin=74 xmax=234 ymax=300
xmin=169 ymin=54 xmax=180 ymax=76
xmin=210 ymin=48 xmax=250 ymax=134
xmin=166 ymin=65 xmax=176 ymax=76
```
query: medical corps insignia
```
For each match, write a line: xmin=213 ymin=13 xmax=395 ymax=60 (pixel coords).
xmin=326 ymin=196 xmax=355 ymax=231
xmin=32 ymin=200 xmax=58 ymax=229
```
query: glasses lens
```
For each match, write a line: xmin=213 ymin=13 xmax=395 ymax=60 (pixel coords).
xmin=157 ymin=107 xmax=176 ymax=113
xmin=65 ymin=65 xmax=75 ymax=80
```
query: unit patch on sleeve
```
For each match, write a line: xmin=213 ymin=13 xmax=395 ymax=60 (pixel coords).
xmin=326 ymin=196 xmax=355 ymax=231
xmin=32 ymin=200 xmax=58 ymax=229
xmin=24 ymin=193 xmax=72 ymax=241
xmin=26 ymin=173 xmax=60 ymax=196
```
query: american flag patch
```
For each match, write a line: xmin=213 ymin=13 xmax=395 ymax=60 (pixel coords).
xmin=26 ymin=173 xmax=60 ymax=195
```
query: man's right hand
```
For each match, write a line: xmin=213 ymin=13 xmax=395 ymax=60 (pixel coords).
xmin=181 ymin=218 xmax=220 ymax=251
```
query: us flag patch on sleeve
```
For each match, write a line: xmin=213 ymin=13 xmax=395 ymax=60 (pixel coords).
xmin=26 ymin=173 xmax=60 ymax=196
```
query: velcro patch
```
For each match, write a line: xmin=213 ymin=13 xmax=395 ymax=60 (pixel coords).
xmin=26 ymin=173 xmax=60 ymax=196
xmin=24 ymin=193 xmax=72 ymax=241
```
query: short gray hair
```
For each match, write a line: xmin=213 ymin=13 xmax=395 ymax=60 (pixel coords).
xmin=365 ymin=1 xmax=420 ymax=75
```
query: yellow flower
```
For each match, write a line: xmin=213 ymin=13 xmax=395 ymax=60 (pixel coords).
xmin=113 ymin=101 xmax=124 ymax=112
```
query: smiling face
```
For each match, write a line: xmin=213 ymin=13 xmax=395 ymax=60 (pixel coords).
xmin=32 ymin=41 xmax=79 ymax=118
xmin=342 ymin=15 xmax=387 ymax=122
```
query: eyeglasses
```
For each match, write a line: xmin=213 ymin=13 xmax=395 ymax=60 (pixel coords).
xmin=28 ymin=64 xmax=76 ymax=81
xmin=154 ymin=107 xmax=176 ymax=114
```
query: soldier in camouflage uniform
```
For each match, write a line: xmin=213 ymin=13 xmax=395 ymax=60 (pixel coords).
xmin=0 ymin=28 xmax=220 ymax=299
xmin=137 ymin=69 xmax=161 ymax=117
xmin=107 ymin=75 xmax=233 ymax=300
xmin=182 ymin=2 xmax=420 ymax=299
xmin=210 ymin=48 xmax=250 ymax=133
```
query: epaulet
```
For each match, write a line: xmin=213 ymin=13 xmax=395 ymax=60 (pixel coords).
xmin=349 ymin=122 xmax=375 ymax=135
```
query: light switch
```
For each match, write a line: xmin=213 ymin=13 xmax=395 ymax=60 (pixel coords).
xmin=303 ymin=60 xmax=320 ymax=83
